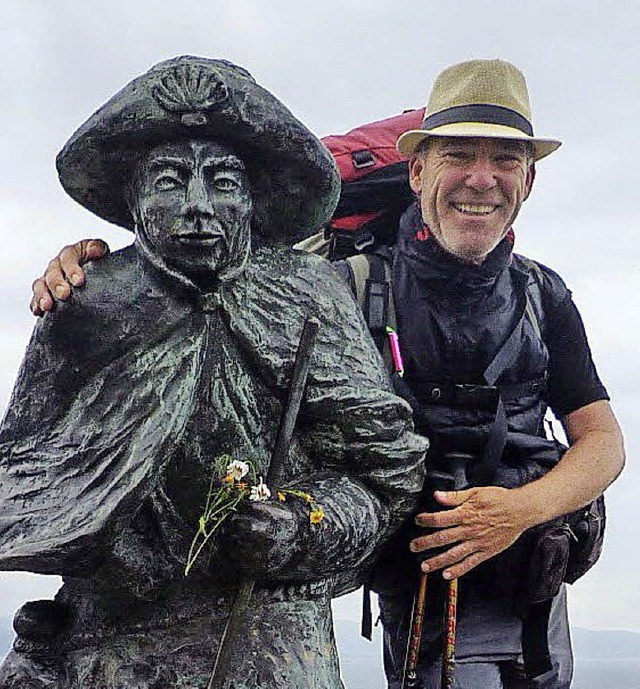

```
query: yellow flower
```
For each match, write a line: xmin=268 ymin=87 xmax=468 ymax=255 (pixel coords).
xmin=310 ymin=508 xmax=325 ymax=524
xmin=222 ymin=474 xmax=234 ymax=485
xmin=277 ymin=492 xmax=286 ymax=502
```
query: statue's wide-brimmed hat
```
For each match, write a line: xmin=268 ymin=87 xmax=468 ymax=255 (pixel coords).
xmin=397 ymin=59 xmax=561 ymax=162
xmin=57 ymin=56 xmax=340 ymax=241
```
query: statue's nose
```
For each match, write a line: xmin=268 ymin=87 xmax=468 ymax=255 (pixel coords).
xmin=183 ymin=175 xmax=214 ymax=217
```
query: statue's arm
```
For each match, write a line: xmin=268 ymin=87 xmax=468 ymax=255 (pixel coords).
xmin=221 ymin=254 xmax=427 ymax=584
xmin=1 ymin=254 xmax=195 ymax=579
xmin=30 ymin=239 xmax=110 ymax=315
xmin=284 ymin=381 xmax=427 ymax=581
xmin=218 ymin=384 xmax=426 ymax=586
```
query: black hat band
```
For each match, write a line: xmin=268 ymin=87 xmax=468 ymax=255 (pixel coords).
xmin=422 ymin=104 xmax=534 ymax=137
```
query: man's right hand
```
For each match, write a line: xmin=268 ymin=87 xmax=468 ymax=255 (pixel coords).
xmin=30 ymin=239 xmax=110 ymax=316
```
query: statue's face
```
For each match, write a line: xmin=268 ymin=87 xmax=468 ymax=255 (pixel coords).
xmin=132 ymin=139 xmax=253 ymax=280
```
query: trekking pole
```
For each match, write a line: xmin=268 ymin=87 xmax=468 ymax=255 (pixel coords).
xmin=402 ymin=570 xmax=428 ymax=688
xmin=387 ymin=327 xmax=428 ymax=689
xmin=440 ymin=452 xmax=472 ymax=689
xmin=441 ymin=577 xmax=458 ymax=689
xmin=401 ymin=469 xmax=453 ymax=689
xmin=207 ymin=316 xmax=319 ymax=689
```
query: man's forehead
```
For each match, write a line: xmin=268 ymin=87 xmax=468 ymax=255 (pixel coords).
xmin=145 ymin=139 xmax=246 ymax=168
xmin=433 ymin=136 xmax=529 ymax=153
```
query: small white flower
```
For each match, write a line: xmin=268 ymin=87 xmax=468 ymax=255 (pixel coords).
xmin=249 ymin=477 xmax=271 ymax=502
xmin=226 ymin=460 xmax=250 ymax=481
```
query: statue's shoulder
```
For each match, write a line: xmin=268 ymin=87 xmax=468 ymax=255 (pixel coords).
xmin=238 ymin=246 xmax=370 ymax=338
xmin=248 ymin=246 xmax=346 ymax=288
xmin=44 ymin=244 xmax=150 ymax=335
xmin=81 ymin=243 xmax=144 ymax=297
xmin=61 ymin=244 xmax=150 ymax=313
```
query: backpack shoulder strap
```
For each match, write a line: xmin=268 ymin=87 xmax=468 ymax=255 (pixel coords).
xmin=292 ymin=229 xmax=331 ymax=259
xmin=514 ymin=254 xmax=544 ymax=340
xmin=345 ymin=254 xmax=396 ymax=364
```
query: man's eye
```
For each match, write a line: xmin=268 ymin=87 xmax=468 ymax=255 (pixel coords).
xmin=445 ymin=151 xmax=471 ymax=161
xmin=154 ymin=174 xmax=183 ymax=191
xmin=213 ymin=177 xmax=240 ymax=191
xmin=495 ymin=155 xmax=522 ymax=168
xmin=497 ymin=151 xmax=525 ymax=161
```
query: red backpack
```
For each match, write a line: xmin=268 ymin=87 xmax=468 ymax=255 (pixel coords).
xmin=295 ymin=108 xmax=424 ymax=259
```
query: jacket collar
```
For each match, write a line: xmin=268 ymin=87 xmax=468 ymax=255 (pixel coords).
xmin=395 ymin=202 xmax=515 ymax=291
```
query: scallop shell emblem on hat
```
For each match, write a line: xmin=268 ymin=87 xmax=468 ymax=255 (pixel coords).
xmin=152 ymin=63 xmax=230 ymax=126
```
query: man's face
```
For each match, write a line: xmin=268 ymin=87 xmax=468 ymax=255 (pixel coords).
xmin=132 ymin=139 xmax=253 ymax=279
xmin=409 ymin=137 xmax=534 ymax=264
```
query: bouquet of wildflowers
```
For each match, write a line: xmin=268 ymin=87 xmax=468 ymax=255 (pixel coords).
xmin=185 ymin=454 xmax=324 ymax=575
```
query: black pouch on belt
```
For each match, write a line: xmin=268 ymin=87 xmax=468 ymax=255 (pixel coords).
xmin=524 ymin=519 xmax=571 ymax=606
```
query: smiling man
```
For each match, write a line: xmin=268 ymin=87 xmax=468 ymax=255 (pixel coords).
xmin=361 ymin=59 xmax=624 ymax=689
xmin=410 ymin=136 xmax=534 ymax=263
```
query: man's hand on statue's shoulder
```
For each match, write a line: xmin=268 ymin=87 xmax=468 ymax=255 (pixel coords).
xmin=410 ymin=486 xmax=531 ymax=580
xmin=30 ymin=239 xmax=110 ymax=316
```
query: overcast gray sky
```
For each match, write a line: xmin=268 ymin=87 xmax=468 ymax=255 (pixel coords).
xmin=1 ymin=0 xmax=639 ymax=645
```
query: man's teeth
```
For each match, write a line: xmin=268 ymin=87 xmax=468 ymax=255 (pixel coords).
xmin=453 ymin=203 xmax=497 ymax=215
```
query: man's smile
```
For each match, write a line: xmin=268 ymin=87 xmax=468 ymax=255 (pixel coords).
xmin=451 ymin=202 xmax=500 ymax=216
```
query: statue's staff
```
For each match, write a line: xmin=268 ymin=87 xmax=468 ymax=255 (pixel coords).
xmin=208 ymin=316 xmax=320 ymax=689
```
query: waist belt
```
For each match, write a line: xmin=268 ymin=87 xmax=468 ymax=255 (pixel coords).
xmin=412 ymin=378 xmax=546 ymax=411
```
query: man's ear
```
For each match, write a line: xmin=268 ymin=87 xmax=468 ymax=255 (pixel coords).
xmin=523 ymin=163 xmax=536 ymax=202
xmin=408 ymin=154 xmax=425 ymax=195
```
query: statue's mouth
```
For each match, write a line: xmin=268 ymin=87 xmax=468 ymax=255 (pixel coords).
xmin=171 ymin=232 xmax=224 ymax=247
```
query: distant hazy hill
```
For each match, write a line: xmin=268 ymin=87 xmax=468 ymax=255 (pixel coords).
xmin=1 ymin=616 xmax=638 ymax=687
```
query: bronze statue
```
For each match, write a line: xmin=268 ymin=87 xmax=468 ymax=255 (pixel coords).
xmin=0 ymin=57 xmax=427 ymax=688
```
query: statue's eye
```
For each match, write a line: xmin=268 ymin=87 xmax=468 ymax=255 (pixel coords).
xmin=213 ymin=176 xmax=240 ymax=192
xmin=154 ymin=172 xmax=183 ymax=191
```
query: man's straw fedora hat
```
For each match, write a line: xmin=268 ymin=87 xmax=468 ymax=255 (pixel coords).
xmin=397 ymin=59 xmax=561 ymax=162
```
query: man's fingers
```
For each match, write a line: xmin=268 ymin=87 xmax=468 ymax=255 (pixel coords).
xmin=30 ymin=238 xmax=110 ymax=316
xmin=59 ymin=239 xmax=109 ymax=286
xmin=414 ymin=508 xmax=462 ymax=529
xmin=419 ymin=541 xmax=491 ymax=578
xmin=419 ymin=541 xmax=479 ymax=575
xmin=30 ymin=279 xmax=53 ymax=316
xmin=84 ymin=238 xmax=110 ymax=261
xmin=410 ymin=526 xmax=463 ymax=553
xmin=433 ymin=489 xmax=473 ymax=507
xmin=58 ymin=246 xmax=86 ymax=287
xmin=43 ymin=258 xmax=71 ymax=300
xmin=441 ymin=551 xmax=490 ymax=580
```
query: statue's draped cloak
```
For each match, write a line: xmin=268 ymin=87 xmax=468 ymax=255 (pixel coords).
xmin=0 ymin=244 xmax=426 ymax=586
xmin=0 ymin=244 xmax=426 ymax=688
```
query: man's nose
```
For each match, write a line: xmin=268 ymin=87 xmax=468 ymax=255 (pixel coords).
xmin=183 ymin=175 xmax=214 ymax=217
xmin=464 ymin=158 xmax=498 ymax=192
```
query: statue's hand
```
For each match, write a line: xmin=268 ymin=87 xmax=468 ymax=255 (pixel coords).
xmin=217 ymin=500 xmax=302 ymax=577
xmin=31 ymin=239 xmax=110 ymax=316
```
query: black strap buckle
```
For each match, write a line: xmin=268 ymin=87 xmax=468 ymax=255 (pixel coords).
xmin=351 ymin=150 xmax=375 ymax=169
